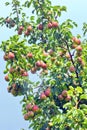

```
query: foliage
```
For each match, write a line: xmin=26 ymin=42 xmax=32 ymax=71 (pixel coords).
xmin=0 ymin=0 xmax=87 ymax=130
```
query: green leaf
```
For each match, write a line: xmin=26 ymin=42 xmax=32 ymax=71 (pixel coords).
xmin=80 ymin=94 xmax=87 ymax=100
xmin=75 ymin=86 xmax=83 ymax=94
xmin=5 ymin=2 xmax=10 ymax=6
xmin=73 ymin=21 xmax=78 ymax=27
xmin=60 ymin=6 xmax=67 ymax=12
xmin=80 ymin=104 xmax=87 ymax=109
xmin=3 ymin=70 xmax=8 ymax=74
xmin=69 ymin=86 xmax=74 ymax=91
xmin=30 ymin=16 xmax=35 ymax=21
xmin=82 ymin=118 xmax=87 ymax=128
xmin=63 ymin=102 xmax=72 ymax=109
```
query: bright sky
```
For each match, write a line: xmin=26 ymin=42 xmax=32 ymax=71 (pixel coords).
xmin=0 ymin=0 xmax=87 ymax=130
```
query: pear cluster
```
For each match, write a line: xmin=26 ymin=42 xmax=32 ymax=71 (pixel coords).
xmin=38 ymin=21 xmax=59 ymax=30
xmin=18 ymin=25 xmax=32 ymax=36
xmin=40 ymin=88 xmax=51 ymax=100
xmin=58 ymin=90 xmax=71 ymax=102
xmin=5 ymin=17 xmax=15 ymax=28
xmin=24 ymin=103 xmax=39 ymax=120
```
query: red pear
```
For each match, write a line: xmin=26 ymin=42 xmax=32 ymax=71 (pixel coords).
xmin=26 ymin=103 xmax=33 ymax=111
xmin=6 ymin=18 xmax=11 ymax=23
xmin=9 ymin=67 xmax=15 ymax=73
xmin=38 ymin=24 xmax=43 ymax=30
xmin=24 ymin=30 xmax=30 ymax=36
xmin=65 ymin=95 xmax=71 ymax=101
xmin=40 ymin=92 xmax=47 ymax=100
xmin=52 ymin=21 xmax=58 ymax=28
xmin=22 ymin=71 xmax=29 ymax=76
xmin=69 ymin=66 xmax=75 ymax=72
xmin=58 ymin=94 xmax=64 ymax=100
xmin=72 ymin=37 xmax=81 ymax=45
xmin=18 ymin=30 xmax=22 ymax=35
xmin=36 ymin=61 xmax=41 ymax=67
xmin=45 ymin=88 xmax=51 ymax=97
xmin=31 ymin=67 xmax=37 ymax=74
xmin=41 ymin=62 xmax=47 ymax=69
xmin=32 ymin=105 xmax=39 ymax=112
xmin=48 ymin=22 xmax=52 ymax=29
xmin=62 ymin=90 xmax=67 ymax=97
xmin=8 ymin=52 xmax=15 ymax=60
xmin=75 ymin=38 xmax=81 ymax=45
xmin=77 ymin=57 xmax=83 ymax=63
xmin=24 ymin=113 xmax=29 ymax=120
xmin=27 ymin=53 xmax=33 ymax=58
xmin=5 ymin=75 xmax=9 ymax=81
xmin=3 ymin=54 xmax=9 ymax=61
xmin=27 ymin=111 xmax=34 ymax=117
xmin=76 ymin=45 xmax=82 ymax=51
xmin=19 ymin=26 xmax=24 ymax=31
xmin=27 ymin=25 xmax=32 ymax=32
xmin=66 ymin=52 xmax=70 ymax=59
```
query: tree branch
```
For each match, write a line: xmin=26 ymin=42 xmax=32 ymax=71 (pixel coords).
xmin=14 ymin=4 xmax=19 ymax=28
xmin=63 ymin=39 xmax=82 ymax=87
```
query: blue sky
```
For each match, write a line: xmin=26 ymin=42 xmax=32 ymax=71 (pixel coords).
xmin=0 ymin=0 xmax=87 ymax=130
